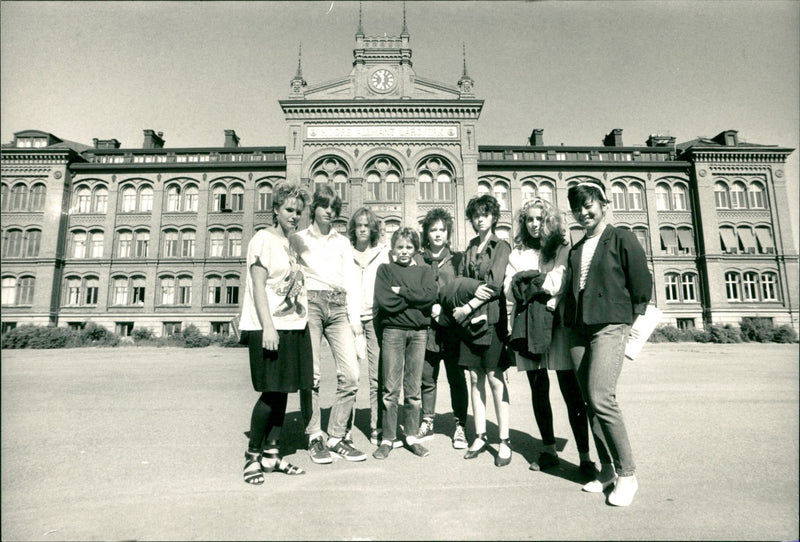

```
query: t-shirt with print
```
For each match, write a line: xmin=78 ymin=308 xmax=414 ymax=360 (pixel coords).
xmin=239 ymin=227 xmax=308 ymax=331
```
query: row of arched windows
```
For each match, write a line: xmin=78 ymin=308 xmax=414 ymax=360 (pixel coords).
xmin=1 ymin=276 xmax=35 ymax=306
xmin=1 ymin=228 xmax=42 ymax=258
xmin=724 ymin=271 xmax=779 ymax=302
xmin=67 ymin=227 xmax=244 ymax=260
xmin=60 ymin=274 xmax=240 ymax=307
xmin=714 ymin=179 xmax=767 ymax=210
xmin=718 ymin=225 xmax=774 ymax=255
xmin=1 ymin=182 xmax=47 ymax=212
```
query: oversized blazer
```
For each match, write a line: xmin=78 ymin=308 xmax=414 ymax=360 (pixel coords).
xmin=564 ymin=224 xmax=652 ymax=327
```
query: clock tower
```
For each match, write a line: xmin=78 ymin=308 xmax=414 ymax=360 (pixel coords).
xmin=351 ymin=4 xmax=413 ymax=99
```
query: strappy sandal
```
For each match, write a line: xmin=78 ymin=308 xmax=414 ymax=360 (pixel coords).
xmin=261 ymin=443 xmax=306 ymax=476
xmin=464 ymin=433 xmax=487 ymax=460
xmin=244 ymin=450 xmax=265 ymax=485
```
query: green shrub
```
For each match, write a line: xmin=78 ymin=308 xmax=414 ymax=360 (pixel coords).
xmin=739 ymin=318 xmax=775 ymax=343
xmin=707 ymin=324 xmax=742 ymax=344
xmin=181 ymin=324 xmax=211 ymax=348
xmin=772 ymin=325 xmax=798 ymax=343
xmin=692 ymin=329 xmax=712 ymax=343
xmin=132 ymin=328 xmax=155 ymax=342
xmin=1 ymin=325 xmax=42 ymax=349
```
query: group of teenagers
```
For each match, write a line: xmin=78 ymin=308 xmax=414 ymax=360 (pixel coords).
xmin=237 ymin=177 xmax=652 ymax=507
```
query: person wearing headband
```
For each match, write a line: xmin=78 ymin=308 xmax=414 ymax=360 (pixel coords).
xmin=564 ymin=180 xmax=652 ymax=506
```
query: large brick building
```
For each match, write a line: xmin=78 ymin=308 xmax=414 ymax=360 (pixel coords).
xmin=2 ymin=17 xmax=797 ymax=336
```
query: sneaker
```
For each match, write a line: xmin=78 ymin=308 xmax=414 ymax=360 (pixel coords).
xmin=529 ymin=451 xmax=559 ymax=471
xmin=329 ymin=439 xmax=367 ymax=462
xmin=582 ymin=474 xmax=617 ymax=493
xmin=343 ymin=430 xmax=353 ymax=443
xmin=452 ymin=424 xmax=468 ymax=450
xmin=406 ymin=441 xmax=430 ymax=457
xmin=392 ymin=439 xmax=404 ymax=449
xmin=308 ymin=436 xmax=333 ymax=464
xmin=416 ymin=418 xmax=434 ymax=442
xmin=608 ymin=475 xmax=638 ymax=506
xmin=372 ymin=442 xmax=392 ymax=460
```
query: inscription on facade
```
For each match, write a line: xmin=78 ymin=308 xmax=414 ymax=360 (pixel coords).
xmin=306 ymin=125 xmax=459 ymax=140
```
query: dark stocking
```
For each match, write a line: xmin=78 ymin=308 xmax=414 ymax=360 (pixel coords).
xmin=556 ymin=369 xmax=590 ymax=454
xmin=248 ymin=391 xmax=288 ymax=452
xmin=526 ymin=369 xmax=555 ymax=446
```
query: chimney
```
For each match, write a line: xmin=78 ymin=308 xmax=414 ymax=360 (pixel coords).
xmin=142 ymin=129 xmax=165 ymax=149
xmin=528 ymin=129 xmax=544 ymax=146
xmin=646 ymin=134 xmax=676 ymax=147
xmin=93 ymin=138 xmax=121 ymax=149
xmin=224 ymin=130 xmax=240 ymax=148
xmin=712 ymin=130 xmax=739 ymax=146
xmin=603 ymin=128 xmax=624 ymax=147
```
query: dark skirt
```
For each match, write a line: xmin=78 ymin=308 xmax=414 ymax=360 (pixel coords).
xmin=458 ymin=324 xmax=512 ymax=370
xmin=245 ymin=327 xmax=314 ymax=393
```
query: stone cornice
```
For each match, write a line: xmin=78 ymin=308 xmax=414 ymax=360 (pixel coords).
xmin=686 ymin=149 xmax=793 ymax=163
xmin=70 ymin=162 xmax=286 ymax=173
xmin=279 ymin=100 xmax=484 ymax=120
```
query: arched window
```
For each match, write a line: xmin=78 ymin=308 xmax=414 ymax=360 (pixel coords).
xmin=719 ymin=226 xmax=737 ymax=253
xmin=212 ymin=184 xmax=227 ymax=212
xmin=655 ymin=184 xmax=670 ymax=211
xmin=311 ymin=157 xmax=349 ymax=199
xmin=538 ymin=182 xmax=554 ymax=204
xmin=257 ymin=184 xmax=273 ymax=212
xmin=714 ymin=182 xmax=730 ymax=209
xmin=117 ymin=231 xmax=133 ymax=258
xmin=121 ymin=186 xmax=137 ymax=213
xmin=72 ymin=231 xmax=87 ymax=258
xmin=748 ymin=182 xmax=766 ymax=209
xmin=139 ymin=186 xmax=154 ymax=212
xmin=418 ymin=172 xmax=433 ymax=201
xmin=0 ymin=184 xmax=8 ymax=211
xmin=134 ymin=230 xmax=149 ymax=258
xmin=755 ymin=226 xmax=774 ymax=254
xmin=163 ymin=230 xmax=179 ymax=257
xmin=113 ymin=277 xmax=129 ymax=305
xmin=493 ymin=182 xmax=508 ymax=210
xmin=209 ymin=230 xmax=225 ymax=257
xmin=230 ymin=184 xmax=245 ymax=211
xmin=386 ymin=172 xmax=400 ymax=201
xmin=75 ymin=187 xmax=91 ymax=214
xmin=1 ymin=277 xmax=16 ymax=305
xmin=677 ymin=227 xmax=695 ymax=255
xmin=89 ymin=230 xmax=104 ymax=258
xmin=16 ymin=277 xmax=35 ymax=305
xmin=166 ymin=185 xmax=181 ymax=212
xmin=65 ymin=277 xmax=82 ymax=306
xmin=628 ymin=184 xmax=644 ymax=211
xmin=181 ymin=230 xmax=196 ymax=257
xmin=730 ymin=182 xmax=747 ymax=209
xmin=10 ymin=184 xmax=28 ymax=210
xmin=611 ymin=183 xmax=627 ymax=211
xmin=228 ymin=230 xmax=242 ymax=257
xmin=633 ymin=227 xmax=650 ymax=255
xmin=418 ymin=157 xmax=454 ymax=201
xmin=160 ymin=276 xmax=176 ymax=305
xmin=521 ymin=182 xmax=536 ymax=204
xmin=477 ymin=181 xmax=491 ymax=197
xmin=26 ymin=230 xmax=41 ymax=257
xmin=2 ymin=230 xmax=24 ymax=258
xmin=206 ymin=276 xmax=222 ymax=305
xmin=742 ymin=272 xmax=759 ymax=301
xmin=681 ymin=273 xmax=697 ymax=302
xmin=659 ymin=227 xmax=678 ymax=255
xmin=364 ymin=157 xmax=402 ymax=201
xmin=184 ymin=185 xmax=199 ymax=212
xmin=93 ymin=187 xmax=108 ymax=213
xmin=382 ymin=219 xmax=401 ymax=243
xmin=131 ymin=276 xmax=146 ymax=304
xmin=664 ymin=273 xmax=680 ymax=301
xmin=365 ymin=172 xmax=381 ymax=201
xmin=737 ymin=226 xmax=757 ymax=254
xmin=84 ymin=277 xmax=99 ymax=305
xmin=29 ymin=184 xmax=46 ymax=211
xmin=178 ymin=276 xmax=193 ymax=304
xmin=724 ymin=272 xmax=741 ymax=301
xmin=672 ymin=185 xmax=688 ymax=211
xmin=761 ymin=272 xmax=778 ymax=301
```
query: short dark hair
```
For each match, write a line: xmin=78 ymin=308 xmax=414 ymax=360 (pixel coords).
xmin=465 ymin=194 xmax=501 ymax=232
xmin=568 ymin=180 xmax=608 ymax=211
xmin=310 ymin=184 xmax=343 ymax=221
xmin=347 ymin=207 xmax=381 ymax=247
xmin=391 ymin=227 xmax=420 ymax=252
xmin=420 ymin=208 xmax=453 ymax=250
xmin=271 ymin=181 xmax=310 ymax=225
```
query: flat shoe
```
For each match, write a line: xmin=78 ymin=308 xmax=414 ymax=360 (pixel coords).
xmin=406 ymin=442 xmax=430 ymax=457
xmin=464 ymin=433 xmax=487 ymax=460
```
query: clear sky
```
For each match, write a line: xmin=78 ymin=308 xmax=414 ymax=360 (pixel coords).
xmin=2 ymin=0 xmax=797 ymax=241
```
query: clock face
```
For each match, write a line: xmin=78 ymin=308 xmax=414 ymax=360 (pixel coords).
xmin=370 ymin=69 xmax=396 ymax=92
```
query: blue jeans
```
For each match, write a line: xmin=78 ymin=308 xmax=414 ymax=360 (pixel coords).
xmin=380 ymin=327 xmax=427 ymax=442
xmin=300 ymin=294 xmax=359 ymax=439
xmin=347 ymin=319 xmax=382 ymax=435
xmin=569 ymin=322 xmax=635 ymax=476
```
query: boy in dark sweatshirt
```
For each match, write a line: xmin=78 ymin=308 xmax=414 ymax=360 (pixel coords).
xmin=372 ymin=227 xmax=437 ymax=460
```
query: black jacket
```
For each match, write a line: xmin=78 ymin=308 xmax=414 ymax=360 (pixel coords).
xmin=509 ymin=270 xmax=554 ymax=356
xmin=564 ymin=225 xmax=652 ymax=327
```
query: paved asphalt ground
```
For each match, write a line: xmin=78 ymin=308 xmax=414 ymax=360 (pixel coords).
xmin=1 ymin=342 xmax=798 ymax=541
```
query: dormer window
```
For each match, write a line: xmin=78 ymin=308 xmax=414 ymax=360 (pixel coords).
xmin=16 ymin=137 xmax=48 ymax=148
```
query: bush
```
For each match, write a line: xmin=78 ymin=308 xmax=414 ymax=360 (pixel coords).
xmin=181 ymin=324 xmax=211 ymax=348
xmin=216 ymin=334 xmax=246 ymax=348
xmin=1 ymin=325 xmax=77 ymax=349
xmin=648 ymin=325 xmax=697 ymax=343
xmin=80 ymin=323 xmax=119 ymax=347
xmin=692 ymin=329 xmax=712 ymax=343
xmin=707 ymin=324 xmax=742 ymax=344
xmin=1 ymin=325 xmax=44 ymax=349
xmin=132 ymin=327 xmax=155 ymax=342
xmin=772 ymin=325 xmax=798 ymax=343
xmin=739 ymin=318 xmax=775 ymax=343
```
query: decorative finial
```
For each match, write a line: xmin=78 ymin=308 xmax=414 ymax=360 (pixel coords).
xmin=401 ymin=1 xmax=408 ymax=35
xmin=462 ymin=42 xmax=469 ymax=78
xmin=295 ymin=43 xmax=303 ymax=79
xmin=357 ymin=1 xmax=363 ymax=35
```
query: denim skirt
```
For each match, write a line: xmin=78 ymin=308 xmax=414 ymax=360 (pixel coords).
xmin=244 ymin=327 xmax=313 ymax=393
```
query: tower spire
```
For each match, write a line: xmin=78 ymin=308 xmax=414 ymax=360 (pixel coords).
xmin=401 ymin=0 xmax=408 ymax=36
xmin=458 ymin=42 xmax=474 ymax=97
xmin=357 ymin=1 xmax=364 ymax=36
xmin=290 ymin=43 xmax=307 ymax=97
xmin=295 ymin=43 xmax=303 ymax=79
xmin=461 ymin=42 xmax=469 ymax=78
